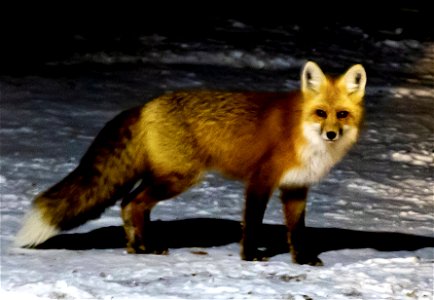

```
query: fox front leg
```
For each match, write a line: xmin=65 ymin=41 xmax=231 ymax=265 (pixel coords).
xmin=280 ymin=187 xmax=323 ymax=266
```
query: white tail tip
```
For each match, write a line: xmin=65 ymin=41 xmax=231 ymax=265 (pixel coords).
xmin=14 ymin=207 xmax=59 ymax=248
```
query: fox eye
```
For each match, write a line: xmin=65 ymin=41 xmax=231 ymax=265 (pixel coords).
xmin=337 ymin=111 xmax=349 ymax=119
xmin=315 ymin=109 xmax=327 ymax=118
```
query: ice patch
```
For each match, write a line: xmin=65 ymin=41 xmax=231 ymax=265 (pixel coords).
xmin=391 ymin=150 xmax=434 ymax=167
xmin=391 ymin=87 xmax=434 ymax=98
xmin=347 ymin=178 xmax=402 ymax=198
xmin=69 ymin=49 xmax=304 ymax=70
xmin=0 ymin=127 xmax=34 ymax=134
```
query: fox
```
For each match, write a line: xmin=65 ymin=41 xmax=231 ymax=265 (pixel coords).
xmin=15 ymin=61 xmax=366 ymax=265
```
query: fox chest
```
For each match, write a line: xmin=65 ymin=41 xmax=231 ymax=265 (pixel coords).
xmin=279 ymin=144 xmax=338 ymax=188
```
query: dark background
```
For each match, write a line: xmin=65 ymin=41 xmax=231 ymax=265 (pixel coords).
xmin=2 ymin=1 xmax=432 ymax=75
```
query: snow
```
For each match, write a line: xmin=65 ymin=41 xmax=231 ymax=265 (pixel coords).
xmin=1 ymin=19 xmax=434 ymax=300
xmin=1 ymin=247 xmax=433 ymax=299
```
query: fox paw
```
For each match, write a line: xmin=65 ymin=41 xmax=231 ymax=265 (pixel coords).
xmin=126 ymin=243 xmax=168 ymax=255
xmin=293 ymin=253 xmax=323 ymax=266
xmin=241 ymin=248 xmax=269 ymax=262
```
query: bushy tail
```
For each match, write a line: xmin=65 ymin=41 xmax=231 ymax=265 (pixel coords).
xmin=15 ymin=107 xmax=144 ymax=248
xmin=14 ymin=204 xmax=60 ymax=248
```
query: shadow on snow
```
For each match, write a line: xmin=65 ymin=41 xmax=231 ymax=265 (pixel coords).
xmin=35 ymin=218 xmax=434 ymax=258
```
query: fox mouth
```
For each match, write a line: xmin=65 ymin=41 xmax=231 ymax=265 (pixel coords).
xmin=325 ymin=139 xmax=337 ymax=143
xmin=321 ymin=133 xmax=339 ymax=142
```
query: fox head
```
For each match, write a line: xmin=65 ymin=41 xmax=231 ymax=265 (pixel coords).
xmin=300 ymin=61 xmax=366 ymax=146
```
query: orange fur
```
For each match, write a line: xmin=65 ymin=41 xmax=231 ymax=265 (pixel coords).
xmin=15 ymin=61 xmax=366 ymax=265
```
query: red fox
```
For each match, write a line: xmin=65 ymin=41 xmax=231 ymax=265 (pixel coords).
xmin=15 ymin=61 xmax=366 ymax=265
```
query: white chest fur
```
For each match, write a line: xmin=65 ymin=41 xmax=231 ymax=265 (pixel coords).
xmin=279 ymin=123 xmax=357 ymax=188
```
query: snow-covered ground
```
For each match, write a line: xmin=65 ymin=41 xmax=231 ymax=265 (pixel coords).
xmin=1 ymin=19 xmax=433 ymax=299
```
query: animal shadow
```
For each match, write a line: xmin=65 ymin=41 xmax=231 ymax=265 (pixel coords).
xmin=36 ymin=218 xmax=434 ymax=258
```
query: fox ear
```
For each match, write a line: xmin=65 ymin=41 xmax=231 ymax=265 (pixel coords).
xmin=301 ymin=61 xmax=326 ymax=94
xmin=340 ymin=64 xmax=367 ymax=97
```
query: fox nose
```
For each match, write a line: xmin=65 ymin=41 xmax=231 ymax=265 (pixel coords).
xmin=326 ymin=131 xmax=337 ymax=140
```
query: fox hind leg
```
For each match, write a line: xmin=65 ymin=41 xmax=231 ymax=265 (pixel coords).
xmin=121 ymin=185 xmax=158 ymax=254
xmin=121 ymin=171 xmax=199 ymax=254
